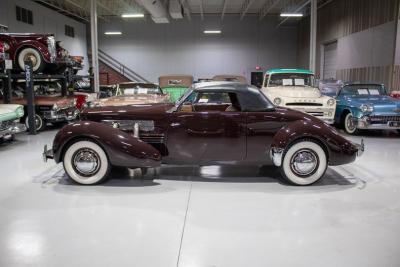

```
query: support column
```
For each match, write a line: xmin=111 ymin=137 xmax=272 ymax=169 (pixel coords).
xmin=309 ymin=0 xmax=317 ymax=73
xmin=90 ymin=0 xmax=99 ymax=93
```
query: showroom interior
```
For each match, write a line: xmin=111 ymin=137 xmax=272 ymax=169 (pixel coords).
xmin=0 ymin=0 xmax=400 ymax=266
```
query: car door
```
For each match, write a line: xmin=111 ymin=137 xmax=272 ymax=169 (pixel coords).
xmin=166 ymin=90 xmax=246 ymax=164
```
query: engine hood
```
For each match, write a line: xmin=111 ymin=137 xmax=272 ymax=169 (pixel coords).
xmin=262 ymin=86 xmax=322 ymax=98
xmin=93 ymin=94 xmax=170 ymax=107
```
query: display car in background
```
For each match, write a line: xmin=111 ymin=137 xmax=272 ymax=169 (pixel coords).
xmin=0 ymin=33 xmax=69 ymax=73
xmin=213 ymin=75 xmax=247 ymax=84
xmin=92 ymin=82 xmax=170 ymax=107
xmin=68 ymin=55 xmax=84 ymax=74
xmin=159 ymin=75 xmax=193 ymax=102
xmin=318 ymin=79 xmax=343 ymax=97
xmin=0 ymin=40 xmax=6 ymax=71
xmin=0 ymin=104 xmax=26 ymax=142
xmin=390 ymin=91 xmax=400 ymax=99
xmin=43 ymin=82 xmax=363 ymax=186
xmin=0 ymin=85 xmax=78 ymax=131
xmin=261 ymin=69 xmax=336 ymax=124
xmin=334 ymin=82 xmax=400 ymax=134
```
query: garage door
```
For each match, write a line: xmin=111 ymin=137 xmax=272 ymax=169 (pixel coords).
xmin=323 ymin=41 xmax=338 ymax=79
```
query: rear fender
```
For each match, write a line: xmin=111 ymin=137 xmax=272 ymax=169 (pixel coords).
xmin=53 ymin=121 xmax=161 ymax=168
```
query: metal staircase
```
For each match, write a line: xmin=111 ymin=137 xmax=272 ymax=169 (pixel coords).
xmin=89 ymin=49 xmax=149 ymax=83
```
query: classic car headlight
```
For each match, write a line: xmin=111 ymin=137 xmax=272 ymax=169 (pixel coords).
xmin=360 ymin=104 xmax=374 ymax=113
xmin=52 ymin=103 xmax=59 ymax=111
xmin=273 ymin=97 xmax=282 ymax=105
xmin=3 ymin=42 xmax=10 ymax=51
xmin=327 ymin=99 xmax=335 ymax=106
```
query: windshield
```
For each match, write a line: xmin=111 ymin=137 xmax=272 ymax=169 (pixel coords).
xmin=116 ymin=83 xmax=162 ymax=96
xmin=266 ymin=73 xmax=315 ymax=87
xmin=341 ymin=84 xmax=386 ymax=96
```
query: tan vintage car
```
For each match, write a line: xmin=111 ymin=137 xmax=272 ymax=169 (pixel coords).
xmin=92 ymin=82 xmax=170 ymax=107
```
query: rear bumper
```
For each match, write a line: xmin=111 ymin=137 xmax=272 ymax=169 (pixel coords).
xmin=0 ymin=122 xmax=26 ymax=139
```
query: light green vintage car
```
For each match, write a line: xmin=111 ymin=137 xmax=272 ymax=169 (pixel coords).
xmin=0 ymin=104 xmax=26 ymax=142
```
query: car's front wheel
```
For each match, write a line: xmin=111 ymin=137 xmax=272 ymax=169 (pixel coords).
xmin=343 ymin=113 xmax=359 ymax=135
xmin=25 ymin=114 xmax=44 ymax=132
xmin=280 ymin=141 xmax=327 ymax=186
xmin=63 ymin=140 xmax=110 ymax=185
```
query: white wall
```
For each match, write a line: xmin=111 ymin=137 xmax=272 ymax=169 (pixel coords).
xmin=0 ymin=0 xmax=89 ymax=74
xmin=396 ymin=19 xmax=400 ymax=65
xmin=337 ymin=21 xmax=396 ymax=69
xmin=98 ymin=15 xmax=298 ymax=82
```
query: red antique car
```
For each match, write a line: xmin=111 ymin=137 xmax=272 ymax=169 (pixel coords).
xmin=390 ymin=91 xmax=400 ymax=99
xmin=43 ymin=82 xmax=364 ymax=186
xmin=0 ymin=33 xmax=69 ymax=73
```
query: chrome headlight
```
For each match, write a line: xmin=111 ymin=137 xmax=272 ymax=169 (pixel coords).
xmin=360 ymin=104 xmax=374 ymax=113
xmin=273 ymin=97 xmax=282 ymax=105
xmin=52 ymin=103 xmax=59 ymax=111
xmin=3 ymin=42 xmax=10 ymax=51
xmin=47 ymin=36 xmax=56 ymax=62
xmin=327 ymin=98 xmax=335 ymax=106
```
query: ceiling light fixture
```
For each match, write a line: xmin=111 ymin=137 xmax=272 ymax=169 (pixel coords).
xmin=204 ymin=30 xmax=222 ymax=34
xmin=104 ymin=31 xmax=122 ymax=35
xmin=121 ymin=13 xmax=144 ymax=18
xmin=280 ymin=13 xmax=303 ymax=17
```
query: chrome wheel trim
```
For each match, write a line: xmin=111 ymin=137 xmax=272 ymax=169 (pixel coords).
xmin=290 ymin=149 xmax=319 ymax=177
xmin=72 ymin=148 xmax=101 ymax=177
xmin=345 ymin=114 xmax=356 ymax=133
xmin=23 ymin=53 xmax=38 ymax=66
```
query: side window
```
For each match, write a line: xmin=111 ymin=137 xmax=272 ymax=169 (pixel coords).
xmin=194 ymin=92 xmax=231 ymax=104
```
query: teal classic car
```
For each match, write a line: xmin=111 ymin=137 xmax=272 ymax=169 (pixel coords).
xmin=333 ymin=82 xmax=400 ymax=134
xmin=0 ymin=104 xmax=26 ymax=142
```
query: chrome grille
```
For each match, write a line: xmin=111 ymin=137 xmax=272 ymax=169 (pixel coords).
xmin=306 ymin=111 xmax=324 ymax=117
xmin=0 ymin=120 xmax=13 ymax=131
xmin=286 ymin=103 xmax=323 ymax=106
xmin=369 ymin=116 xmax=400 ymax=123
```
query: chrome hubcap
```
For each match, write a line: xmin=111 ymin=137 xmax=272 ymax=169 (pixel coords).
xmin=24 ymin=53 xmax=38 ymax=66
xmin=290 ymin=149 xmax=318 ymax=176
xmin=73 ymin=148 xmax=100 ymax=177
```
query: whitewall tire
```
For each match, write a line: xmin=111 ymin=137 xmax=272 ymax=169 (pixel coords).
xmin=280 ymin=141 xmax=327 ymax=186
xmin=25 ymin=114 xmax=44 ymax=131
xmin=63 ymin=140 xmax=110 ymax=185
xmin=18 ymin=48 xmax=44 ymax=73
xmin=343 ymin=113 xmax=358 ymax=135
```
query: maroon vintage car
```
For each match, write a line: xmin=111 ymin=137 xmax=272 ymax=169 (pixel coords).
xmin=43 ymin=82 xmax=364 ymax=186
xmin=0 ymin=33 xmax=69 ymax=73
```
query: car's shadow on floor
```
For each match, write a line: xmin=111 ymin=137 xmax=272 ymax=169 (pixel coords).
xmin=53 ymin=164 xmax=357 ymax=190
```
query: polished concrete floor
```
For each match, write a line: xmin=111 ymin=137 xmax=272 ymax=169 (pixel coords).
xmin=0 ymin=129 xmax=399 ymax=267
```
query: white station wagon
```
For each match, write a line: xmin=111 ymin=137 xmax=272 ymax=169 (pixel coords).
xmin=261 ymin=69 xmax=336 ymax=124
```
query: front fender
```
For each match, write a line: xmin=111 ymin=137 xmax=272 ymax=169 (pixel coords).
xmin=53 ymin=121 xmax=161 ymax=168
xmin=270 ymin=119 xmax=358 ymax=166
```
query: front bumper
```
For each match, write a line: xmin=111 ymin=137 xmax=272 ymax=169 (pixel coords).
xmin=354 ymin=139 xmax=365 ymax=157
xmin=43 ymin=145 xmax=54 ymax=162
xmin=354 ymin=116 xmax=400 ymax=130
xmin=42 ymin=107 xmax=79 ymax=122
xmin=0 ymin=122 xmax=27 ymax=139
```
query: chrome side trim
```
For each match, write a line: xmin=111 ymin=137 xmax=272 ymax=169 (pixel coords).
xmin=270 ymin=147 xmax=284 ymax=167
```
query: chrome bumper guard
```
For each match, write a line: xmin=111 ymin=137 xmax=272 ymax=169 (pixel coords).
xmin=270 ymin=147 xmax=284 ymax=167
xmin=42 ymin=145 xmax=54 ymax=162
xmin=354 ymin=139 xmax=365 ymax=157
xmin=0 ymin=123 xmax=27 ymax=138
xmin=354 ymin=117 xmax=400 ymax=130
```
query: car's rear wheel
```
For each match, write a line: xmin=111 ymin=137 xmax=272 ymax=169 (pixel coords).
xmin=25 ymin=114 xmax=44 ymax=132
xmin=343 ymin=113 xmax=359 ymax=135
xmin=17 ymin=48 xmax=45 ymax=73
xmin=63 ymin=140 xmax=110 ymax=185
xmin=280 ymin=141 xmax=327 ymax=186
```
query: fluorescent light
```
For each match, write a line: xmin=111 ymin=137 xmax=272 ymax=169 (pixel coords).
xmin=204 ymin=30 xmax=221 ymax=34
xmin=280 ymin=13 xmax=303 ymax=17
xmin=122 ymin=13 xmax=144 ymax=18
xmin=104 ymin=31 xmax=122 ymax=35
